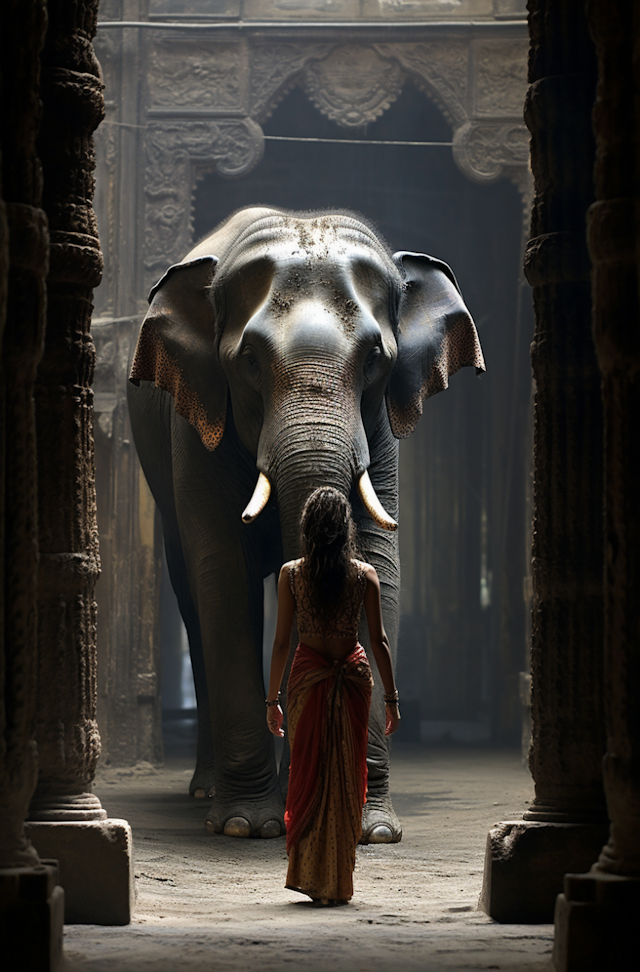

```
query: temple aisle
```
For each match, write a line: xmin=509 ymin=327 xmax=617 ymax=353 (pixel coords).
xmin=63 ymin=746 xmax=553 ymax=971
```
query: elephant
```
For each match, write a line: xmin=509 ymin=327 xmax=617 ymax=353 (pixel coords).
xmin=127 ymin=206 xmax=485 ymax=841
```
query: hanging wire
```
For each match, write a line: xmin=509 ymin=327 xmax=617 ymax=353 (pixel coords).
xmin=264 ymin=135 xmax=452 ymax=147
xmin=99 ymin=121 xmax=452 ymax=148
xmin=95 ymin=20 xmax=506 ymax=30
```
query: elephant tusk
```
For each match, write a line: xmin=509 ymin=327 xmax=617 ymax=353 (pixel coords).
xmin=358 ymin=470 xmax=398 ymax=532
xmin=242 ymin=472 xmax=272 ymax=524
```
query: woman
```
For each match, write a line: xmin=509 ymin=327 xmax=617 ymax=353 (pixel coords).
xmin=266 ymin=486 xmax=400 ymax=905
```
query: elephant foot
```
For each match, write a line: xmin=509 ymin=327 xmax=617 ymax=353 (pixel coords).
xmin=189 ymin=764 xmax=215 ymax=800
xmin=360 ymin=797 xmax=402 ymax=844
xmin=204 ymin=792 xmax=285 ymax=839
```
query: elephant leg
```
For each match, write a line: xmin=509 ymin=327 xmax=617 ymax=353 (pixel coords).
xmin=172 ymin=421 xmax=284 ymax=838
xmin=198 ymin=559 xmax=284 ymax=838
xmin=129 ymin=383 xmax=216 ymax=797
xmin=361 ymin=681 xmax=402 ymax=844
xmin=358 ymin=613 xmax=402 ymax=844
xmin=162 ymin=519 xmax=215 ymax=799
xmin=354 ymin=420 xmax=402 ymax=844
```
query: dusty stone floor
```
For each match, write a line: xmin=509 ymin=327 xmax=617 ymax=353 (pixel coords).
xmin=63 ymin=741 xmax=554 ymax=972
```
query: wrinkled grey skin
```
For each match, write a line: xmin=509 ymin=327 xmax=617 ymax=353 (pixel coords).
xmin=127 ymin=206 xmax=484 ymax=841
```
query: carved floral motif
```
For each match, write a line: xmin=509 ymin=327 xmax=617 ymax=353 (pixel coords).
xmin=302 ymin=45 xmax=405 ymax=128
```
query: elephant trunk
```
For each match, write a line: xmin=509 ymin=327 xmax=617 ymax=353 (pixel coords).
xmin=267 ymin=424 xmax=358 ymax=562
xmin=249 ymin=354 xmax=396 ymax=551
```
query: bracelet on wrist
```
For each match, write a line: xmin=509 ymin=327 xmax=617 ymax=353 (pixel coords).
xmin=384 ymin=691 xmax=399 ymax=703
xmin=265 ymin=694 xmax=281 ymax=706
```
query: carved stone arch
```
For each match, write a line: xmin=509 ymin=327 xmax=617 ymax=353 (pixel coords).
xmin=249 ymin=43 xmax=334 ymax=125
xmin=375 ymin=39 xmax=530 ymax=189
xmin=374 ymin=41 xmax=469 ymax=130
xmin=250 ymin=43 xmax=407 ymax=131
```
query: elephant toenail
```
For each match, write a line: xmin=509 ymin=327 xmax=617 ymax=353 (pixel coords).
xmin=194 ymin=788 xmax=206 ymax=799
xmin=368 ymin=824 xmax=393 ymax=843
xmin=204 ymin=819 xmax=215 ymax=834
xmin=223 ymin=816 xmax=251 ymax=838
xmin=260 ymin=819 xmax=281 ymax=839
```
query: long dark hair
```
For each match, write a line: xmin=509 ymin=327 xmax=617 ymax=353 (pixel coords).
xmin=299 ymin=486 xmax=358 ymax=630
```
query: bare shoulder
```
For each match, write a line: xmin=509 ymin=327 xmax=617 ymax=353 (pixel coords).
xmin=353 ymin=559 xmax=379 ymax=585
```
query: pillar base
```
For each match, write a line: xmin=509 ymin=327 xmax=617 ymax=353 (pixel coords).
xmin=479 ymin=820 xmax=610 ymax=922
xmin=553 ymin=871 xmax=640 ymax=971
xmin=25 ymin=819 xmax=133 ymax=925
xmin=0 ymin=862 xmax=64 ymax=971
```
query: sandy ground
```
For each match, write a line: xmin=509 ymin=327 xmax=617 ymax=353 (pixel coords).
xmin=63 ymin=742 xmax=554 ymax=972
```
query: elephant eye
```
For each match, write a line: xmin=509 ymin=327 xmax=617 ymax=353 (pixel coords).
xmin=364 ymin=345 xmax=382 ymax=383
xmin=241 ymin=346 xmax=261 ymax=382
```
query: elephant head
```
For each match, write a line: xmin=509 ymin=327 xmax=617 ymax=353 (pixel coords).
xmin=130 ymin=208 xmax=484 ymax=555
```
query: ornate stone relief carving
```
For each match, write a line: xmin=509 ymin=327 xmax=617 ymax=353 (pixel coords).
xmin=144 ymin=118 xmax=264 ymax=285
xmin=301 ymin=45 xmax=405 ymax=128
xmin=139 ymin=33 xmax=531 ymax=285
xmin=473 ymin=39 xmax=529 ymax=117
xmin=375 ymin=41 xmax=469 ymax=127
xmin=149 ymin=41 xmax=245 ymax=111
xmin=453 ymin=120 xmax=530 ymax=183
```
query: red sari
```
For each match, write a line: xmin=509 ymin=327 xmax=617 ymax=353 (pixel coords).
xmin=284 ymin=642 xmax=373 ymax=901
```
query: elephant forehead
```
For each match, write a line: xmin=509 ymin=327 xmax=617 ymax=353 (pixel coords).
xmin=226 ymin=214 xmax=396 ymax=276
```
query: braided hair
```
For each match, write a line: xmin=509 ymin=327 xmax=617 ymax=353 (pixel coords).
xmin=299 ymin=486 xmax=358 ymax=633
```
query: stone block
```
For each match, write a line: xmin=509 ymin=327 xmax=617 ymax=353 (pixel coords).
xmin=0 ymin=861 xmax=64 ymax=971
xmin=553 ymin=871 xmax=640 ymax=971
xmin=478 ymin=819 xmax=610 ymax=922
xmin=26 ymin=819 xmax=133 ymax=925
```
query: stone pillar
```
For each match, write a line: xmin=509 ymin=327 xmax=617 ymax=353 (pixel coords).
xmin=553 ymin=3 xmax=640 ymax=967
xmin=480 ymin=0 xmax=609 ymax=923
xmin=24 ymin=0 xmax=133 ymax=926
xmin=0 ymin=2 xmax=64 ymax=969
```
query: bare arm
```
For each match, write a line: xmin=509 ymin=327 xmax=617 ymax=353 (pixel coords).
xmin=265 ymin=564 xmax=295 ymax=737
xmin=362 ymin=565 xmax=400 ymax=735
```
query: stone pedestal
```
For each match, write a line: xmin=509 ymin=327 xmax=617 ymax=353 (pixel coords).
xmin=553 ymin=872 xmax=640 ymax=971
xmin=26 ymin=820 xmax=133 ymax=925
xmin=0 ymin=862 xmax=64 ymax=972
xmin=479 ymin=820 xmax=610 ymax=923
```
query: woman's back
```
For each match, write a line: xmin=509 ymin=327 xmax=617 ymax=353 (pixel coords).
xmin=286 ymin=557 xmax=369 ymax=660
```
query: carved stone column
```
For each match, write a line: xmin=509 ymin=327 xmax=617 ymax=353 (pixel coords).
xmin=0 ymin=2 xmax=64 ymax=969
xmin=553 ymin=3 xmax=640 ymax=967
xmin=480 ymin=0 xmax=609 ymax=922
xmin=23 ymin=0 xmax=133 ymax=926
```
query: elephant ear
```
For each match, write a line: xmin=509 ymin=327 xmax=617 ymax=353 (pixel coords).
xmin=386 ymin=251 xmax=486 ymax=439
xmin=129 ymin=255 xmax=226 ymax=451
